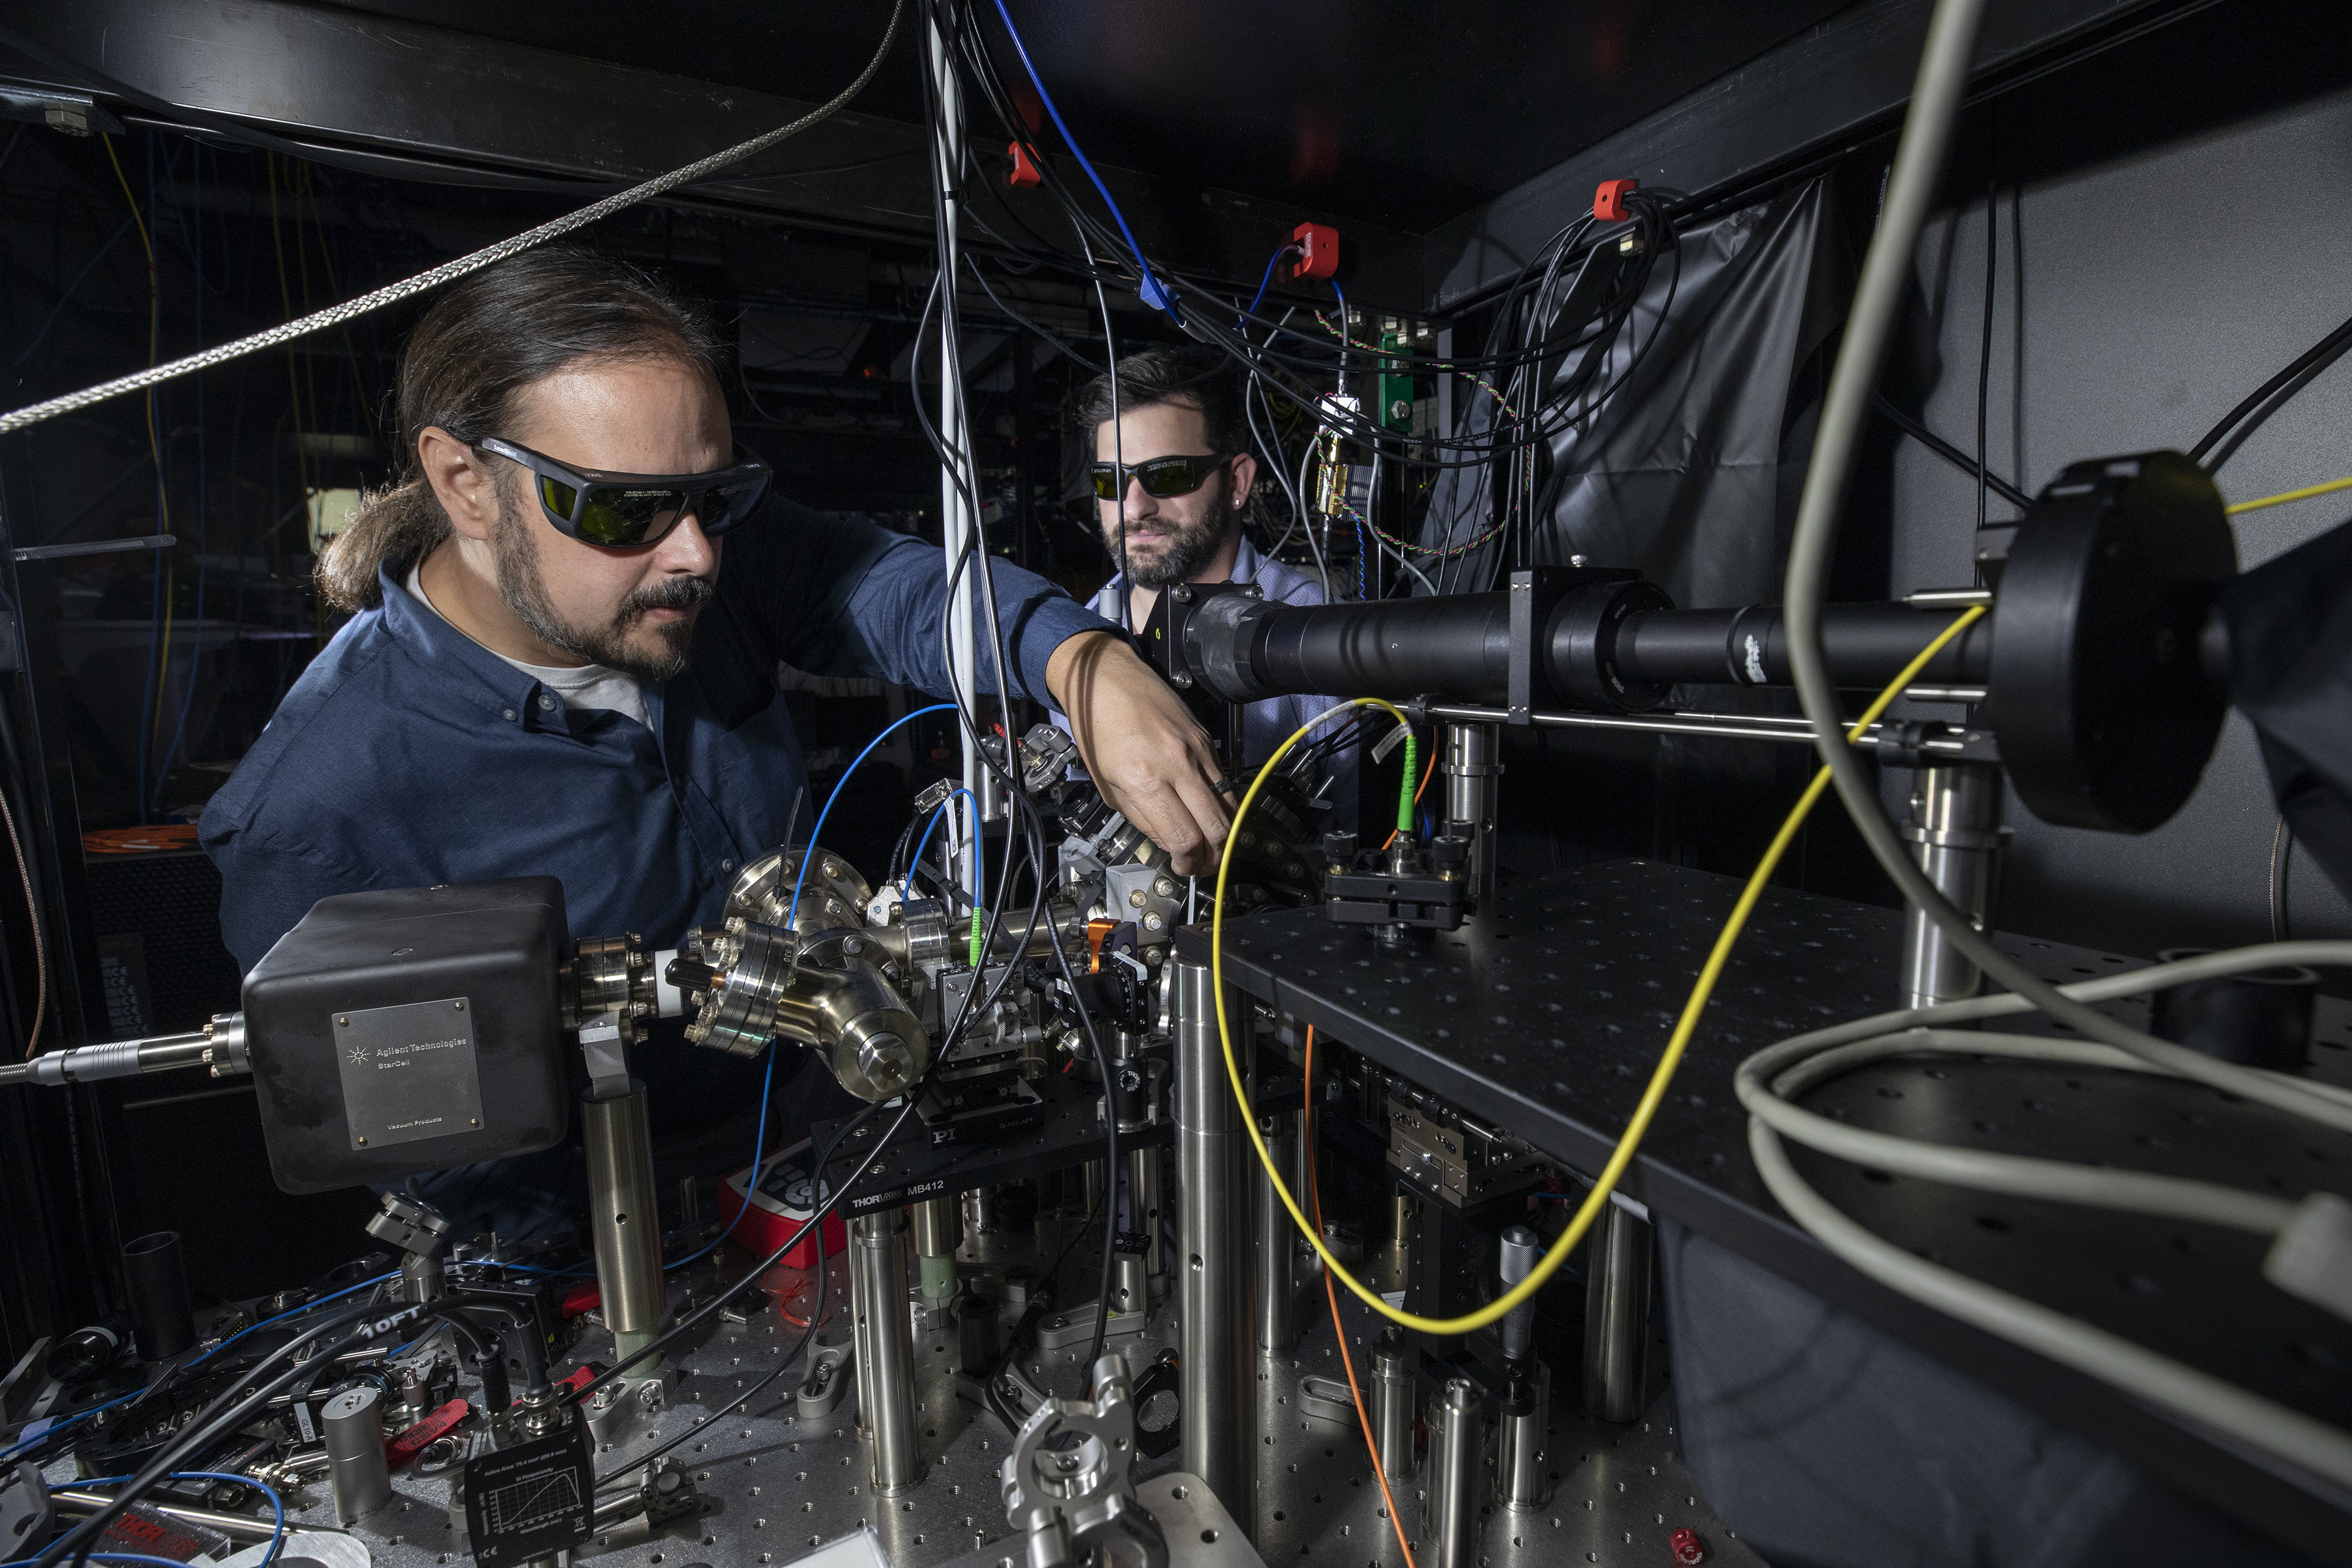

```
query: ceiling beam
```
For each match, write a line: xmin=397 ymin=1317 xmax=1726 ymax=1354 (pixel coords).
xmin=3 ymin=0 xmax=1425 ymax=308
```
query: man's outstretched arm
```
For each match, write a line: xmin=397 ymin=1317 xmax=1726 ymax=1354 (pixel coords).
xmin=1047 ymin=630 xmax=1230 ymax=876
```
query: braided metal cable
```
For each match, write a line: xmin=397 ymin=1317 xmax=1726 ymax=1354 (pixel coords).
xmin=0 ymin=0 xmax=906 ymax=437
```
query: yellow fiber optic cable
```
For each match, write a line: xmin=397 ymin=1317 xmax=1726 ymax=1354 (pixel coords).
xmin=2225 ymin=473 xmax=2352 ymax=515
xmin=1211 ymin=604 xmax=1990 ymax=1335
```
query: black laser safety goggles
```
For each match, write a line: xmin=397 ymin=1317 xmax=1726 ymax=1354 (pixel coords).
xmin=1087 ymin=451 xmax=1237 ymax=502
xmin=476 ymin=435 xmax=773 ymax=547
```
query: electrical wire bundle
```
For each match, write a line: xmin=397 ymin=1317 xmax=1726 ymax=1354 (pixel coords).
xmin=15 ymin=1289 xmax=557 ymax=1568
xmin=925 ymin=0 xmax=1686 ymax=598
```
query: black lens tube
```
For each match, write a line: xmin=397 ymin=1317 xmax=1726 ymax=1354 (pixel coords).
xmin=1611 ymin=602 xmax=1994 ymax=691
xmin=123 ymin=1231 xmax=193 ymax=1363
xmin=1182 ymin=587 xmax=1995 ymax=711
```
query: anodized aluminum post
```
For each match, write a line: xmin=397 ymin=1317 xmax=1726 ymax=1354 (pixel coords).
xmin=1254 ymin=1109 xmax=1298 ymax=1352
xmin=582 ymin=1081 xmax=666 ymax=1365
xmin=1580 ymin=1199 xmax=1652 ymax=1423
xmin=1428 ymin=1377 xmax=1482 ymax=1568
xmin=1173 ymin=957 xmax=1256 ymax=1532
xmin=1497 ymin=1360 xmax=1552 ymax=1511
xmin=1898 ymin=761 xmax=2008 ymax=1007
xmin=851 ymin=1208 xmax=924 ymax=1494
xmin=1125 ymin=1144 xmax=1166 ymax=1300
xmin=1368 ymin=1329 xmax=1416 ymax=1484
xmin=911 ymin=1195 xmax=959 ymax=1307
xmin=1441 ymin=721 xmax=1501 ymax=902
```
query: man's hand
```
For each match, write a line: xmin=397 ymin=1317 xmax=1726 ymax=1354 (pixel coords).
xmin=1047 ymin=630 xmax=1230 ymax=875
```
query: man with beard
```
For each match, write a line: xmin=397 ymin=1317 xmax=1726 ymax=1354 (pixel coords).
xmin=1071 ymin=348 xmax=1357 ymax=826
xmin=199 ymin=248 xmax=1229 ymax=1235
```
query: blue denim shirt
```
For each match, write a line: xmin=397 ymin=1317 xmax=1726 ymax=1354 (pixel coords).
xmin=200 ymin=497 xmax=1111 ymax=973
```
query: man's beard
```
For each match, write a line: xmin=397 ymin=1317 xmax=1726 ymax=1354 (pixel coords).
xmin=490 ymin=492 xmax=711 ymax=681
xmin=1105 ymin=472 xmax=1233 ymax=590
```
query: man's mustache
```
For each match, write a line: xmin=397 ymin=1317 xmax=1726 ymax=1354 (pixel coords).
xmin=619 ymin=575 xmax=715 ymax=619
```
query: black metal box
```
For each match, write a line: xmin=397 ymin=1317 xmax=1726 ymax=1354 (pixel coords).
xmin=241 ymin=878 xmax=570 ymax=1194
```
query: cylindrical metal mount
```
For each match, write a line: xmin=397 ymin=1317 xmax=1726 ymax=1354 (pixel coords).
xmin=123 ymin=1232 xmax=193 ymax=1364
xmin=1441 ymin=722 xmax=1501 ymax=902
xmin=1369 ymin=1330 xmax=1415 ymax=1485
xmin=851 ymin=1209 xmax=924 ymax=1494
xmin=1125 ymin=1145 xmax=1166 ymax=1299
xmin=582 ymin=1084 xmax=666 ymax=1362
xmin=1497 ymin=1224 xmax=1539 ymax=1361
xmin=1497 ymin=1360 xmax=1552 ymax=1511
xmin=321 ymin=1384 xmax=392 ymax=1524
xmin=912 ymin=1196 xmax=960 ymax=1305
xmin=1173 ymin=958 xmax=1256 ymax=1532
xmin=1581 ymin=1200 xmax=1652 ymax=1423
xmin=400 ymin=1251 xmax=446 ymax=1305
xmin=1898 ymin=762 xmax=2008 ymax=1009
xmin=1428 ymin=1377 xmax=1482 ymax=1568
xmin=1254 ymin=1111 xmax=1298 ymax=1352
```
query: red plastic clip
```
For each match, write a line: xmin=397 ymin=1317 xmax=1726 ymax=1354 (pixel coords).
xmin=559 ymin=1281 xmax=601 ymax=1318
xmin=386 ymin=1398 xmax=470 ymax=1468
xmin=1669 ymin=1527 xmax=1706 ymax=1565
xmin=1290 ymin=221 xmax=1339 ymax=282
xmin=1595 ymin=178 xmax=1639 ymax=223
xmin=1008 ymin=142 xmax=1043 ymax=188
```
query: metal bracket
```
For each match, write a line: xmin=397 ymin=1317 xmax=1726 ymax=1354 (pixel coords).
xmin=1001 ymin=1351 xmax=1169 ymax=1568
xmin=796 ymin=1342 xmax=853 ymax=1420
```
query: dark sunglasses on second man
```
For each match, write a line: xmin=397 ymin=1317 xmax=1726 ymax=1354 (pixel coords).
xmin=476 ymin=435 xmax=773 ymax=547
xmin=1088 ymin=451 xmax=1236 ymax=502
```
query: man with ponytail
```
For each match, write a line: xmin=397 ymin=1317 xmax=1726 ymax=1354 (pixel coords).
xmin=199 ymin=246 xmax=1227 ymax=1233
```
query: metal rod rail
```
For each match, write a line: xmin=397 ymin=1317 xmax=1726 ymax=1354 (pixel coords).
xmin=1420 ymin=701 xmax=1963 ymax=750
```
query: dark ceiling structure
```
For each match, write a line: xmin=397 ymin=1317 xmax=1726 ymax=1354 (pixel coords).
xmin=1 ymin=0 xmax=2213 ymax=309
xmin=327 ymin=0 xmax=1853 ymax=231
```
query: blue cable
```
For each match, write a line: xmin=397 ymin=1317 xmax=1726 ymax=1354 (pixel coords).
xmin=908 ymin=789 xmax=980 ymax=908
xmin=0 ymin=1388 xmax=139 ymax=1465
xmin=1243 ymin=242 xmax=1301 ymax=324
xmin=663 ymin=1041 xmax=777 ymax=1271
xmin=0 ymin=1271 xmax=395 ymax=1464
xmin=786 ymin=704 xmax=956 ymax=930
xmin=186 ymin=1271 xmax=397 ymax=1372
xmin=986 ymin=1 xmax=1177 ymax=319
xmin=662 ymin=704 xmax=955 ymax=1273
xmin=32 ymin=1470 xmax=284 ymax=1568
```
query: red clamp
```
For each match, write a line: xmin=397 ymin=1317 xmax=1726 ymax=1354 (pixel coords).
xmin=386 ymin=1398 xmax=470 ymax=1468
xmin=1290 ymin=221 xmax=1339 ymax=282
xmin=1595 ymin=178 xmax=1639 ymax=223
xmin=1008 ymin=142 xmax=1043 ymax=188
xmin=559 ymin=1281 xmax=602 ymax=1318
xmin=1669 ymin=1527 xmax=1706 ymax=1565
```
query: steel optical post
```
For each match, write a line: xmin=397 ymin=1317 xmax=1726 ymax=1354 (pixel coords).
xmin=1173 ymin=958 xmax=1257 ymax=1533
xmin=1897 ymin=762 xmax=2008 ymax=1007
